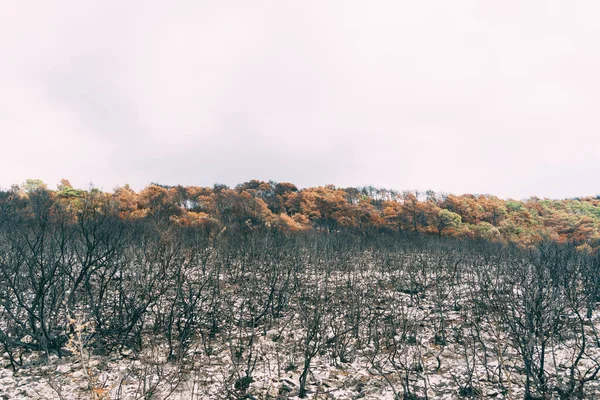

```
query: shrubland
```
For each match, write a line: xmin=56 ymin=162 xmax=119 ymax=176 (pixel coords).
xmin=1 ymin=181 xmax=600 ymax=399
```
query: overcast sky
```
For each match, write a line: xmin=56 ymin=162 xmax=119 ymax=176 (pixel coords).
xmin=1 ymin=1 xmax=600 ymax=199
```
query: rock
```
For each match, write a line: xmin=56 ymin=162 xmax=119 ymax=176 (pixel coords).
xmin=0 ymin=377 xmax=14 ymax=387
xmin=266 ymin=329 xmax=279 ymax=339
xmin=0 ymin=369 xmax=13 ymax=378
xmin=322 ymin=379 xmax=343 ymax=389
xmin=72 ymin=370 xmax=86 ymax=379
xmin=57 ymin=364 xmax=71 ymax=373
xmin=88 ymin=359 xmax=101 ymax=368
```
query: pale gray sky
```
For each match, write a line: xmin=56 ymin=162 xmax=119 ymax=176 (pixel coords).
xmin=1 ymin=1 xmax=600 ymax=199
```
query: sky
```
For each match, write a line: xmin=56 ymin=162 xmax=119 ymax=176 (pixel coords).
xmin=1 ymin=1 xmax=600 ymax=199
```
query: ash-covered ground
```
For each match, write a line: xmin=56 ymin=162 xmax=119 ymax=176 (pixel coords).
xmin=2 ymin=230 xmax=600 ymax=399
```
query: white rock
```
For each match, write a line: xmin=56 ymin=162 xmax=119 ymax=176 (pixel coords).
xmin=72 ymin=370 xmax=86 ymax=379
xmin=57 ymin=364 xmax=71 ymax=373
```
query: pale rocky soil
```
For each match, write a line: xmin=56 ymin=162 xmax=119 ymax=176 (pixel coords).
xmin=2 ymin=302 xmax=599 ymax=400
xmin=2 ymin=254 xmax=599 ymax=400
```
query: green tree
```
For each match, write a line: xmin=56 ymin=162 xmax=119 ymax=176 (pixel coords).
xmin=434 ymin=209 xmax=462 ymax=237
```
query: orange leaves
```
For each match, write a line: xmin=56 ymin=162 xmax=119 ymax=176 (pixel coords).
xmin=275 ymin=213 xmax=308 ymax=231
xmin=6 ymin=180 xmax=600 ymax=246
xmin=92 ymin=387 xmax=110 ymax=399
xmin=113 ymin=184 xmax=139 ymax=219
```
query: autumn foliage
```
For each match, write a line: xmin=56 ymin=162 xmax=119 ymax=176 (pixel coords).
xmin=4 ymin=179 xmax=600 ymax=247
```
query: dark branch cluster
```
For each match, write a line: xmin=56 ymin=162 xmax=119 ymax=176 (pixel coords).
xmin=0 ymin=185 xmax=600 ymax=399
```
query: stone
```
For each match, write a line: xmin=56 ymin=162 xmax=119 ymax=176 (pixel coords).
xmin=56 ymin=364 xmax=71 ymax=374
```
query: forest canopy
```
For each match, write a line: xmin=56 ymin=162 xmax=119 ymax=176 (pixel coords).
xmin=3 ymin=178 xmax=600 ymax=248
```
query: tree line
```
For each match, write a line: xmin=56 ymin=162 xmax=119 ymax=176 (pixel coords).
xmin=4 ymin=178 xmax=600 ymax=247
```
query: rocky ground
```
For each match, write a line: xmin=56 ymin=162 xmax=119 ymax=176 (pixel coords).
xmin=2 ymin=301 xmax=599 ymax=400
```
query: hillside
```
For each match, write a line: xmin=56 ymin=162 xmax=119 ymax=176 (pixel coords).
xmin=4 ymin=179 xmax=600 ymax=247
xmin=2 ymin=180 xmax=600 ymax=399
